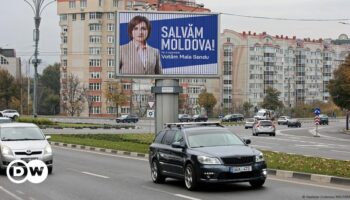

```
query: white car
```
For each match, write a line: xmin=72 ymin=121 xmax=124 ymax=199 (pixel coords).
xmin=0 ymin=110 xmax=20 ymax=120
xmin=277 ymin=116 xmax=290 ymax=125
xmin=244 ymin=118 xmax=256 ymax=129
xmin=0 ymin=123 xmax=53 ymax=174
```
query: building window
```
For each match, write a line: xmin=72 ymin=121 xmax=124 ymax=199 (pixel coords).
xmin=107 ymin=47 xmax=114 ymax=55
xmin=81 ymin=13 xmax=85 ymax=20
xmin=89 ymin=47 xmax=101 ymax=55
xmin=108 ymin=71 xmax=115 ymax=79
xmin=89 ymin=83 xmax=101 ymax=90
xmin=121 ymin=107 xmax=130 ymax=114
xmin=80 ymin=0 xmax=87 ymax=8
xmin=63 ymin=48 xmax=67 ymax=55
xmin=113 ymin=0 xmax=120 ymax=7
xmin=99 ymin=0 xmax=102 ymax=6
xmin=89 ymin=12 xmax=102 ymax=19
xmin=89 ymin=24 xmax=102 ymax=31
xmin=90 ymin=72 xmax=101 ymax=79
xmin=60 ymin=14 xmax=68 ymax=21
xmin=107 ymin=12 xmax=114 ymax=20
xmin=123 ymin=84 xmax=131 ymax=90
xmin=91 ymin=96 xmax=101 ymax=102
xmin=107 ymin=36 xmax=114 ymax=43
xmin=91 ymin=107 xmax=101 ymax=114
xmin=72 ymin=14 xmax=76 ymax=21
xmin=62 ymin=60 xmax=67 ymax=67
xmin=107 ymin=59 xmax=115 ymax=67
xmin=107 ymin=24 xmax=114 ymax=31
xmin=63 ymin=36 xmax=67 ymax=44
xmin=69 ymin=0 xmax=76 ymax=8
xmin=89 ymin=36 xmax=101 ymax=43
xmin=89 ymin=59 xmax=101 ymax=67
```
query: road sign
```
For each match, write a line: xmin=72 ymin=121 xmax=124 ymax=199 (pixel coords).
xmin=314 ymin=116 xmax=320 ymax=125
xmin=314 ymin=108 xmax=321 ymax=116
xmin=148 ymin=102 xmax=155 ymax=109
xmin=147 ymin=110 xmax=155 ymax=118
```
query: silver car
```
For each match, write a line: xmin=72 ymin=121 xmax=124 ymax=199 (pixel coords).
xmin=244 ymin=118 xmax=256 ymax=129
xmin=0 ymin=123 xmax=53 ymax=174
xmin=252 ymin=120 xmax=276 ymax=136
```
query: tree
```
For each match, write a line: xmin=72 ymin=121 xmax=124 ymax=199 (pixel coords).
xmin=105 ymin=82 xmax=128 ymax=117
xmin=243 ymin=101 xmax=253 ymax=117
xmin=261 ymin=87 xmax=284 ymax=111
xmin=61 ymin=74 xmax=86 ymax=116
xmin=0 ymin=69 xmax=20 ymax=109
xmin=198 ymin=91 xmax=217 ymax=117
xmin=329 ymin=54 xmax=350 ymax=129
xmin=38 ymin=63 xmax=60 ymax=115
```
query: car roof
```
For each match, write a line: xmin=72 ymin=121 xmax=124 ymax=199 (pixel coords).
xmin=0 ymin=123 xmax=38 ymax=128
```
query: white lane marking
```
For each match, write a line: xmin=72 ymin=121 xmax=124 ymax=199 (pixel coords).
xmin=16 ymin=190 xmax=24 ymax=195
xmin=174 ymin=194 xmax=202 ymax=200
xmin=81 ymin=171 xmax=110 ymax=179
xmin=54 ymin=146 xmax=148 ymax=162
xmin=142 ymin=186 xmax=202 ymax=200
xmin=0 ymin=186 xmax=25 ymax=200
xmin=268 ymin=177 xmax=350 ymax=192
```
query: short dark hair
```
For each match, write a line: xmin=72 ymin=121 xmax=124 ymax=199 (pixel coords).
xmin=127 ymin=16 xmax=152 ymax=40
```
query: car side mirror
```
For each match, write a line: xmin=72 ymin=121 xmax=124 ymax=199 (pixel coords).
xmin=45 ymin=135 xmax=51 ymax=140
xmin=243 ymin=139 xmax=251 ymax=145
xmin=171 ymin=141 xmax=184 ymax=148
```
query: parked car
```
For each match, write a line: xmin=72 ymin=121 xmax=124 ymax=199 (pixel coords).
xmin=116 ymin=114 xmax=139 ymax=123
xmin=0 ymin=123 xmax=53 ymax=174
xmin=252 ymin=120 xmax=276 ymax=136
xmin=0 ymin=110 xmax=20 ymax=120
xmin=149 ymin=122 xmax=267 ymax=190
xmin=192 ymin=114 xmax=208 ymax=122
xmin=221 ymin=114 xmax=244 ymax=122
xmin=287 ymin=119 xmax=301 ymax=127
xmin=319 ymin=114 xmax=329 ymax=125
xmin=178 ymin=114 xmax=192 ymax=122
xmin=277 ymin=116 xmax=290 ymax=125
xmin=0 ymin=117 xmax=12 ymax=123
xmin=245 ymin=118 xmax=256 ymax=129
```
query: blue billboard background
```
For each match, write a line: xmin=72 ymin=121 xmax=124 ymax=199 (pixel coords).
xmin=119 ymin=14 xmax=218 ymax=71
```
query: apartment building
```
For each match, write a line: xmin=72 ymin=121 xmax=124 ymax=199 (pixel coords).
xmin=221 ymin=29 xmax=350 ymax=111
xmin=57 ymin=0 xmax=211 ymax=117
xmin=0 ymin=48 xmax=21 ymax=80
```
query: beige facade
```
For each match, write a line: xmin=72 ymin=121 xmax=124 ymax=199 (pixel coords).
xmin=0 ymin=48 xmax=21 ymax=80
xmin=221 ymin=29 xmax=350 ymax=112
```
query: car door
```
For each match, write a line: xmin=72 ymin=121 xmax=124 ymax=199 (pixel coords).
xmin=168 ymin=130 xmax=186 ymax=176
xmin=158 ymin=130 xmax=176 ymax=175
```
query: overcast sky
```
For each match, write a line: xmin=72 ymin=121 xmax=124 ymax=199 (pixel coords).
xmin=1 ymin=0 xmax=349 ymax=73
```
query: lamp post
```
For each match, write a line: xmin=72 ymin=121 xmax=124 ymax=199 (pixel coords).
xmin=24 ymin=0 xmax=56 ymax=117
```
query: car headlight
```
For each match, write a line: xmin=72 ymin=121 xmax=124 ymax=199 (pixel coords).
xmin=1 ymin=145 xmax=14 ymax=156
xmin=44 ymin=144 xmax=52 ymax=155
xmin=197 ymin=156 xmax=221 ymax=164
xmin=255 ymin=153 xmax=265 ymax=162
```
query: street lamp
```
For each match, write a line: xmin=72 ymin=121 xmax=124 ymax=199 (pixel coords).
xmin=24 ymin=0 xmax=56 ymax=117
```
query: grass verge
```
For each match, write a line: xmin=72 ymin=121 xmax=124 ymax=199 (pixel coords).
xmin=50 ymin=134 xmax=350 ymax=178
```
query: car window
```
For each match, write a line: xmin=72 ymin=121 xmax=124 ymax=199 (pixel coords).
xmin=172 ymin=130 xmax=184 ymax=144
xmin=154 ymin=131 xmax=166 ymax=143
xmin=260 ymin=121 xmax=272 ymax=126
xmin=0 ymin=127 xmax=45 ymax=141
xmin=187 ymin=129 xmax=244 ymax=148
xmin=161 ymin=130 xmax=176 ymax=145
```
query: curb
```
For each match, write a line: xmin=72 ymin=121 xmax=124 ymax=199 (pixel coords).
xmin=50 ymin=141 xmax=350 ymax=187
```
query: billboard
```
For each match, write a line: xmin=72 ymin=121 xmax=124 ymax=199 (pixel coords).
xmin=117 ymin=11 xmax=219 ymax=77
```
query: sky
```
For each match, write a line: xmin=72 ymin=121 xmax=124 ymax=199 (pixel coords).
xmin=0 ymin=0 xmax=349 ymax=74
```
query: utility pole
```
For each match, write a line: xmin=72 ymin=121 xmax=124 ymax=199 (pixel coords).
xmin=24 ymin=0 xmax=56 ymax=117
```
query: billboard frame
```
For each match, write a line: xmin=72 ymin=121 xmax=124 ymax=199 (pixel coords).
xmin=115 ymin=10 xmax=221 ymax=79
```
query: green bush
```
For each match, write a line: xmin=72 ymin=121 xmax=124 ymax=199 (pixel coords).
xmin=16 ymin=117 xmax=56 ymax=125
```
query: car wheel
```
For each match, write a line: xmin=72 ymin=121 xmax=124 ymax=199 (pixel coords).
xmin=12 ymin=115 xmax=18 ymax=121
xmin=249 ymin=179 xmax=265 ymax=188
xmin=48 ymin=166 xmax=53 ymax=174
xmin=245 ymin=127 xmax=248 ymax=129
xmin=151 ymin=160 xmax=165 ymax=183
xmin=184 ymin=164 xmax=198 ymax=191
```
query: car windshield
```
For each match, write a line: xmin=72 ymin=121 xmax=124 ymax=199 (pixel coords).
xmin=257 ymin=112 xmax=265 ymax=116
xmin=0 ymin=127 xmax=45 ymax=141
xmin=186 ymin=129 xmax=244 ymax=148
xmin=224 ymin=115 xmax=231 ymax=118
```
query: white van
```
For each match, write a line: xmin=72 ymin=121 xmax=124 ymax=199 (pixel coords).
xmin=254 ymin=109 xmax=274 ymax=120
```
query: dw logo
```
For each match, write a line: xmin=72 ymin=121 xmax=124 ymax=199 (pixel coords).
xmin=6 ymin=160 xmax=48 ymax=184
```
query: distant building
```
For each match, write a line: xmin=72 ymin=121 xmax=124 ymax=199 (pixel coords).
xmin=0 ymin=48 xmax=21 ymax=80
xmin=221 ymin=30 xmax=350 ymax=111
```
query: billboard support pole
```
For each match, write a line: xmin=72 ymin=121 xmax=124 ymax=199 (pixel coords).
xmin=151 ymin=79 xmax=182 ymax=134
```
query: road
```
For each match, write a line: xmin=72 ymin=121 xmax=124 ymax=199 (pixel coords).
xmin=0 ymin=146 xmax=349 ymax=200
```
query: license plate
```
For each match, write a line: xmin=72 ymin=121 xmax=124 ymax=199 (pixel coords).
xmin=230 ymin=166 xmax=252 ymax=173
xmin=21 ymin=158 xmax=38 ymax=163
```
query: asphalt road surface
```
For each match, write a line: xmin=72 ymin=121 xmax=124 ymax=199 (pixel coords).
xmin=0 ymin=146 xmax=349 ymax=200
